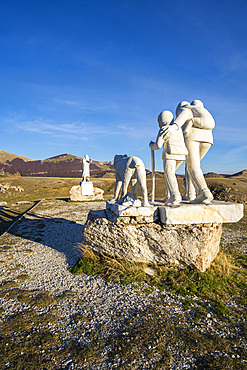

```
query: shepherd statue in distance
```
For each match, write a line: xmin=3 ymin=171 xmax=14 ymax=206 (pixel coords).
xmin=81 ymin=154 xmax=91 ymax=182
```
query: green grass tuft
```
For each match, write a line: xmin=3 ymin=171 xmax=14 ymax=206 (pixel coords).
xmin=71 ymin=246 xmax=246 ymax=322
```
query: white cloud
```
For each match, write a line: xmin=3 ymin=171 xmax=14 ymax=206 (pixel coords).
xmin=3 ymin=114 xmax=153 ymax=142
xmin=224 ymin=144 xmax=247 ymax=157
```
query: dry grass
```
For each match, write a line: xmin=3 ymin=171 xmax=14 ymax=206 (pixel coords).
xmin=72 ymin=246 xmax=149 ymax=284
xmin=72 ymin=239 xmax=247 ymax=321
xmin=212 ymin=250 xmax=238 ymax=277
xmin=0 ymin=173 xmax=246 ymax=205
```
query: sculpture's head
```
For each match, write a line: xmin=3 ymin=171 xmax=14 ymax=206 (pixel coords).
xmin=114 ymin=154 xmax=128 ymax=165
xmin=190 ymin=100 xmax=204 ymax=107
xmin=84 ymin=154 xmax=89 ymax=161
xmin=157 ymin=110 xmax=174 ymax=128
xmin=176 ymin=101 xmax=190 ymax=117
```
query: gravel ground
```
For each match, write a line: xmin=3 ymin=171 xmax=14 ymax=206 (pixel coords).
xmin=0 ymin=199 xmax=246 ymax=369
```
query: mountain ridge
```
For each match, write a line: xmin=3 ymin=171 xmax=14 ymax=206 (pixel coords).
xmin=0 ymin=151 xmax=115 ymax=178
xmin=0 ymin=150 xmax=245 ymax=178
xmin=0 ymin=150 xmax=33 ymax=164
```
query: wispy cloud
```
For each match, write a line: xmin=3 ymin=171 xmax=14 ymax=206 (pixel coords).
xmin=18 ymin=120 xmax=89 ymax=135
xmin=53 ymin=99 xmax=93 ymax=111
xmin=223 ymin=144 xmax=247 ymax=157
xmin=214 ymin=127 xmax=247 ymax=144
xmin=3 ymin=114 xmax=153 ymax=142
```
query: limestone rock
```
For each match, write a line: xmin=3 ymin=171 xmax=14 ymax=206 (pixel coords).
xmin=83 ymin=211 xmax=222 ymax=272
xmin=69 ymin=185 xmax=104 ymax=201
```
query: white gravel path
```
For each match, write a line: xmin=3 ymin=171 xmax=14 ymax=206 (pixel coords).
xmin=0 ymin=199 xmax=246 ymax=369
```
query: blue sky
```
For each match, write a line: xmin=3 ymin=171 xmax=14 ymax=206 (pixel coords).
xmin=0 ymin=0 xmax=247 ymax=173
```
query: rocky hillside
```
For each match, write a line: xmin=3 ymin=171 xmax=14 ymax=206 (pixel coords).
xmin=226 ymin=170 xmax=247 ymax=178
xmin=0 ymin=151 xmax=115 ymax=178
xmin=0 ymin=150 xmax=33 ymax=164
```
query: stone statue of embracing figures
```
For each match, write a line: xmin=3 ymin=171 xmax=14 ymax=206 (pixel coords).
xmin=84 ymin=99 xmax=243 ymax=272
xmin=149 ymin=100 xmax=215 ymax=206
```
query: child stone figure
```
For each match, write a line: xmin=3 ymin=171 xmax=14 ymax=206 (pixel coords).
xmin=167 ymin=100 xmax=215 ymax=204
xmin=149 ymin=110 xmax=188 ymax=205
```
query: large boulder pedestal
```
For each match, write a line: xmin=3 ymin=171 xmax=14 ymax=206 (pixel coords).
xmin=69 ymin=183 xmax=104 ymax=201
xmin=82 ymin=201 xmax=243 ymax=272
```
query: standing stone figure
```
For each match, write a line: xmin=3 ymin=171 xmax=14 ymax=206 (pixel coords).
xmin=162 ymin=100 xmax=215 ymax=204
xmin=149 ymin=110 xmax=188 ymax=205
xmin=81 ymin=154 xmax=91 ymax=182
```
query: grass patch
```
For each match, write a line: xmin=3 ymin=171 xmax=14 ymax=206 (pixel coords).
xmin=1 ymin=309 xmax=58 ymax=335
xmin=0 ymin=281 xmax=18 ymax=289
xmin=71 ymin=247 xmax=150 ymax=285
xmin=0 ymin=328 xmax=62 ymax=369
xmin=71 ymin=247 xmax=246 ymax=321
xmin=23 ymin=249 xmax=33 ymax=253
xmin=0 ymin=288 xmax=57 ymax=307
xmin=16 ymin=274 xmax=29 ymax=282
xmin=0 ymin=245 xmax=12 ymax=252
xmin=0 ymin=302 xmax=246 ymax=369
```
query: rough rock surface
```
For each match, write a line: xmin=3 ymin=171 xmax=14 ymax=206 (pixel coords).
xmin=69 ymin=184 xmax=104 ymax=201
xmin=83 ymin=210 xmax=222 ymax=272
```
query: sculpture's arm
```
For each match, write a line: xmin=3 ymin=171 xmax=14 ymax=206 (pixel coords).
xmin=149 ymin=128 xmax=165 ymax=150
xmin=173 ymin=108 xmax=193 ymax=128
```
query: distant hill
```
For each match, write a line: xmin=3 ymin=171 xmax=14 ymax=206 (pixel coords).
xmin=0 ymin=150 xmax=245 ymax=180
xmin=204 ymin=171 xmax=247 ymax=178
xmin=226 ymin=170 xmax=247 ymax=178
xmin=0 ymin=150 xmax=33 ymax=163
xmin=204 ymin=172 xmax=226 ymax=178
xmin=0 ymin=151 xmax=115 ymax=178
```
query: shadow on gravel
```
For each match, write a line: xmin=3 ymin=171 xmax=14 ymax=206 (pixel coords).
xmin=5 ymin=212 xmax=84 ymax=266
xmin=0 ymin=207 xmax=21 ymax=234
xmin=0 ymin=202 xmax=37 ymax=236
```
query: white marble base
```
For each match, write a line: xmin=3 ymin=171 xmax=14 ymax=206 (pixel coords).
xmin=157 ymin=201 xmax=243 ymax=225
xmin=106 ymin=200 xmax=243 ymax=225
xmin=69 ymin=185 xmax=104 ymax=201
xmin=81 ymin=181 xmax=94 ymax=196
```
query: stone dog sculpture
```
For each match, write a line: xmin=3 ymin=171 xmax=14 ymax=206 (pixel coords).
xmin=113 ymin=155 xmax=150 ymax=207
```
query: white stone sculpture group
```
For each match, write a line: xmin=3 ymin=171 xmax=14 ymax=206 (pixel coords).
xmin=113 ymin=99 xmax=215 ymax=207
